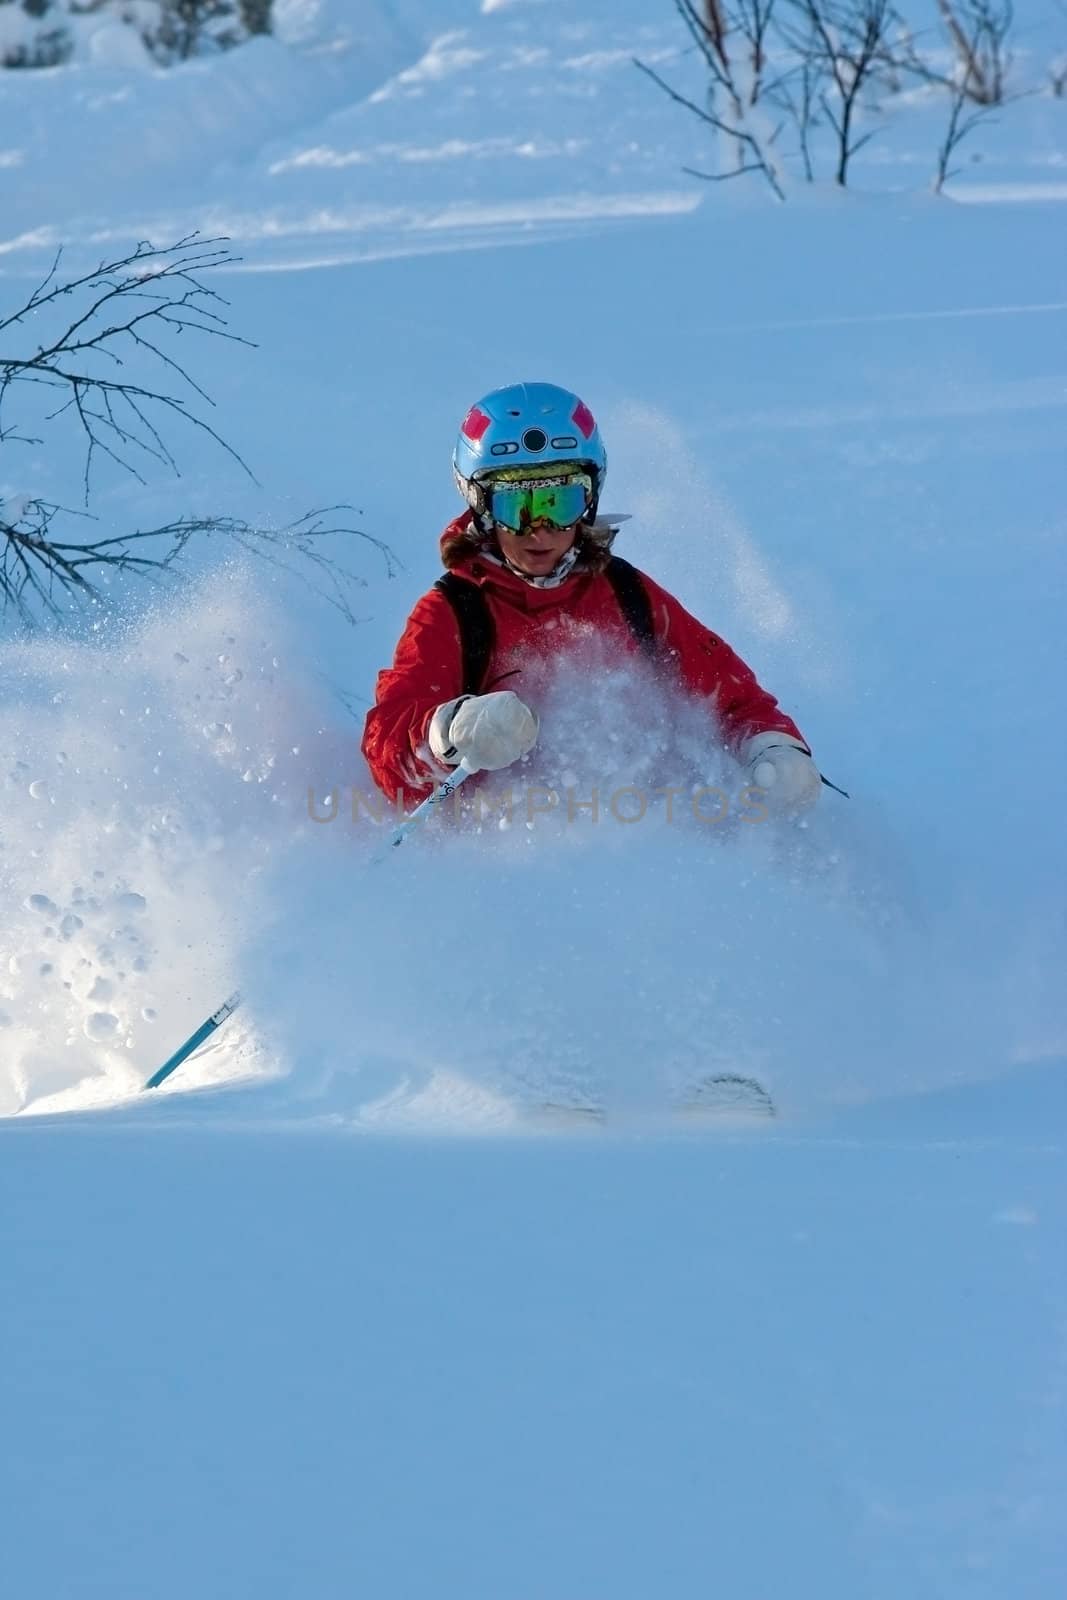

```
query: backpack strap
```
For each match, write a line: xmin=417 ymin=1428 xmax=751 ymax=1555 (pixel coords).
xmin=435 ymin=556 xmax=657 ymax=697
xmin=434 ymin=573 xmax=495 ymax=697
xmin=604 ymin=555 xmax=657 ymax=659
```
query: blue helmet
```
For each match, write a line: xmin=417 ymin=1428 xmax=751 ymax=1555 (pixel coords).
xmin=453 ymin=382 xmax=607 ymax=528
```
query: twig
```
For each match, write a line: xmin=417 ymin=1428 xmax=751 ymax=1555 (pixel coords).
xmin=0 ymin=235 xmax=256 ymax=502
xmin=1 ymin=502 xmax=400 ymax=633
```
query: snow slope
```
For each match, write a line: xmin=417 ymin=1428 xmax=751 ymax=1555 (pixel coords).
xmin=4 ymin=1082 xmax=1067 ymax=1599
xmin=1 ymin=2 xmax=1066 ymax=1594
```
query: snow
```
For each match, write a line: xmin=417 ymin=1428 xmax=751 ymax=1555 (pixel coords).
xmin=1 ymin=1 xmax=1066 ymax=1594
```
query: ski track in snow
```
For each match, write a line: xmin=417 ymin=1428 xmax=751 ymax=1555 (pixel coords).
xmin=703 ymin=301 xmax=1067 ymax=334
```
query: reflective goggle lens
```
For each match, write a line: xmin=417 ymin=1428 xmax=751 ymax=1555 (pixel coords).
xmin=487 ymin=474 xmax=591 ymax=533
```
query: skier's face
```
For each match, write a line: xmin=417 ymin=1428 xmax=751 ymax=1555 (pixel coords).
xmin=495 ymin=519 xmax=577 ymax=578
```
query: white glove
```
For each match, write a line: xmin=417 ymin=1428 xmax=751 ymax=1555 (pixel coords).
xmin=742 ymin=731 xmax=821 ymax=812
xmin=428 ymin=690 xmax=539 ymax=773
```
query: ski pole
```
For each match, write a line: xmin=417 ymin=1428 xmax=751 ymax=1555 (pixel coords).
xmin=142 ymin=761 xmax=477 ymax=1091
xmin=370 ymin=757 xmax=476 ymax=862
xmin=143 ymin=992 xmax=241 ymax=1091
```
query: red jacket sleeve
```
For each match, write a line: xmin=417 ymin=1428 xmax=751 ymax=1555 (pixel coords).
xmin=639 ymin=571 xmax=808 ymax=754
xmin=361 ymin=588 xmax=466 ymax=803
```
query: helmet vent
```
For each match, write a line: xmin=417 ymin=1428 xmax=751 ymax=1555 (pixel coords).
xmin=551 ymin=435 xmax=579 ymax=451
xmin=522 ymin=427 xmax=548 ymax=452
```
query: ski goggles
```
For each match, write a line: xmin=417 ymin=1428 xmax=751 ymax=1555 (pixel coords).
xmin=484 ymin=471 xmax=593 ymax=534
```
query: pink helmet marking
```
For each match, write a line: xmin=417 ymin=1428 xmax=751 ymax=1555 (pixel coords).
xmin=572 ymin=400 xmax=596 ymax=439
xmin=461 ymin=405 xmax=492 ymax=443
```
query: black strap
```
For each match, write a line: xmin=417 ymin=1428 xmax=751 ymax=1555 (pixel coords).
xmin=435 ymin=573 xmax=495 ymax=696
xmin=434 ymin=556 xmax=658 ymax=697
xmin=604 ymin=555 xmax=657 ymax=659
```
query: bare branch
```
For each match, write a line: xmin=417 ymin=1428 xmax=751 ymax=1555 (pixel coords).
xmin=929 ymin=7 xmax=1003 ymax=188
xmin=785 ymin=0 xmax=901 ymax=184
xmin=634 ymin=54 xmax=786 ymax=197
xmin=765 ymin=53 xmax=823 ymax=179
xmin=0 ymin=233 xmax=398 ymax=637
xmin=677 ymin=0 xmax=733 ymax=83
xmin=700 ymin=0 xmax=733 ymax=71
xmin=1 ymin=502 xmax=400 ymax=633
xmin=734 ymin=0 xmax=781 ymax=104
xmin=647 ymin=0 xmax=1022 ymax=190
xmin=0 ymin=235 xmax=256 ymax=502
xmin=683 ymin=162 xmax=771 ymax=180
xmin=935 ymin=0 xmax=1013 ymax=104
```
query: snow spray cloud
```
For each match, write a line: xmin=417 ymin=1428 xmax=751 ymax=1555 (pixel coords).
xmin=242 ymin=637 xmax=1045 ymax=1131
xmin=606 ymin=399 xmax=843 ymax=699
xmin=0 ymin=569 xmax=356 ymax=1117
xmin=4 ymin=577 xmax=1058 ymax=1127
xmin=305 ymin=632 xmax=775 ymax=835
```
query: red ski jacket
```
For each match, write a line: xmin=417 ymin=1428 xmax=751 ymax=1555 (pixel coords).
xmin=362 ymin=513 xmax=807 ymax=804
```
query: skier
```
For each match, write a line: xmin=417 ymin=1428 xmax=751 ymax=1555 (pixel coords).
xmin=362 ymin=382 xmax=821 ymax=814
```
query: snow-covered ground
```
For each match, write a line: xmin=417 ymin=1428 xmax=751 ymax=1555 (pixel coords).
xmin=1 ymin=1 xmax=1066 ymax=1593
